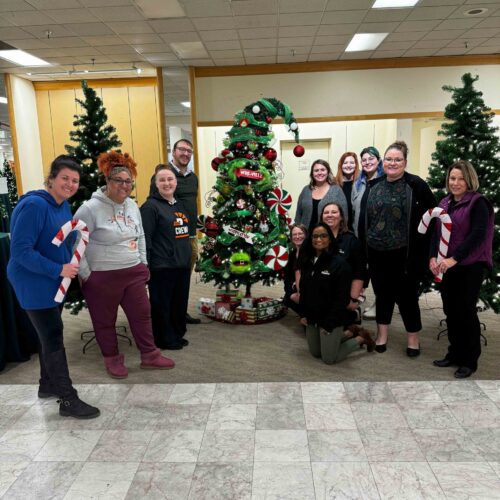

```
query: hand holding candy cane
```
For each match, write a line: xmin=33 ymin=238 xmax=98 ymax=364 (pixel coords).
xmin=52 ymin=219 xmax=89 ymax=302
xmin=418 ymin=207 xmax=452 ymax=282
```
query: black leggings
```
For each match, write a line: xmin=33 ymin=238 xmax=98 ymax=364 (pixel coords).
xmin=368 ymin=246 xmax=422 ymax=332
xmin=25 ymin=306 xmax=65 ymax=353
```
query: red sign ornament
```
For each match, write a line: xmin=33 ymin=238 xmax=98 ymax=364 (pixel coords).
xmin=236 ymin=168 xmax=264 ymax=180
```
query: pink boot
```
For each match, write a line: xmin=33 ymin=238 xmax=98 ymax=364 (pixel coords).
xmin=140 ymin=349 xmax=175 ymax=370
xmin=103 ymin=354 xmax=128 ymax=379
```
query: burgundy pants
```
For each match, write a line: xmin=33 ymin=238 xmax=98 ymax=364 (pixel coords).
xmin=82 ymin=263 xmax=156 ymax=357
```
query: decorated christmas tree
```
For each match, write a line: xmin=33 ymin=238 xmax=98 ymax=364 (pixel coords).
xmin=427 ymin=73 xmax=500 ymax=312
xmin=197 ymin=97 xmax=304 ymax=299
xmin=64 ymin=80 xmax=122 ymax=314
xmin=1 ymin=157 xmax=18 ymax=208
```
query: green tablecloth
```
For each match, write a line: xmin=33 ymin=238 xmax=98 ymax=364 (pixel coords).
xmin=0 ymin=194 xmax=12 ymax=233
xmin=0 ymin=232 xmax=38 ymax=372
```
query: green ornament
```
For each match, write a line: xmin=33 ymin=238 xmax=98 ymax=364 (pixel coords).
xmin=277 ymin=233 xmax=288 ymax=245
xmin=230 ymin=251 xmax=251 ymax=274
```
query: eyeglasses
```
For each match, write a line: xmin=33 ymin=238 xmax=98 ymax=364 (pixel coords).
xmin=312 ymin=233 xmax=329 ymax=240
xmin=384 ymin=157 xmax=405 ymax=163
xmin=110 ymin=178 xmax=134 ymax=186
xmin=176 ymin=147 xmax=193 ymax=155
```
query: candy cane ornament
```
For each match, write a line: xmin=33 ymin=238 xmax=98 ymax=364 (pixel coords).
xmin=52 ymin=219 xmax=89 ymax=303
xmin=417 ymin=207 xmax=452 ymax=282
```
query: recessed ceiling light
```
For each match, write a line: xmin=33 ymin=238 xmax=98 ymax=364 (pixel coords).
xmin=0 ymin=49 xmax=50 ymax=67
xmin=372 ymin=0 xmax=419 ymax=8
xmin=464 ymin=8 xmax=488 ymax=16
xmin=181 ymin=101 xmax=191 ymax=108
xmin=0 ymin=97 xmax=7 ymax=104
xmin=346 ymin=33 xmax=389 ymax=52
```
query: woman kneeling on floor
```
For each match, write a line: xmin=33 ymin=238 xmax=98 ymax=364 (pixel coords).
xmin=299 ymin=223 xmax=374 ymax=364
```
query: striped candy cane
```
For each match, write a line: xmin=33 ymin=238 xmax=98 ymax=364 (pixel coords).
xmin=52 ymin=219 xmax=89 ymax=303
xmin=417 ymin=207 xmax=452 ymax=283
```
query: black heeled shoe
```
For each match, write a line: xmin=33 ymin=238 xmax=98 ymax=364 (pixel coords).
xmin=375 ymin=344 xmax=387 ymax=353
xmin=406 ymin=346 xmax=420 ymax=357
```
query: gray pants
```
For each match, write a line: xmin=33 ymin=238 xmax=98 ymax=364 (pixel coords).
xmin=306 ymin=324 xmax=359 ymax=364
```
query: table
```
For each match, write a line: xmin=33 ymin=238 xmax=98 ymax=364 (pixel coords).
xmin=0 ymin=232 xmax=38 ymax=372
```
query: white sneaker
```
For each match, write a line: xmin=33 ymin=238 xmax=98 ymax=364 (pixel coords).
xmin=363 ymin=303 xmax=376 ymax=320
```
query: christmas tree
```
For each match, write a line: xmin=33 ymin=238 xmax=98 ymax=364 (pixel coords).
xmin=64 ymin=80 xmax=122 ymax=314
xmin=0 ymin=157 xmax=18 ymax=222
xmin=427 ymin=72 xmax=500 ymax=312
xmin=196 ymin=98 xmax=304 ymax=296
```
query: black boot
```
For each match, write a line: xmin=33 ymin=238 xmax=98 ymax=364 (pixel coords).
xmin=45 ymin=349 xmax=100 ymax=419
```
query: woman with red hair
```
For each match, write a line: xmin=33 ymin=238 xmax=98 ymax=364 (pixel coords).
xmin=75 ymin=151 xmax=175 ymax=378
xmin=335 ymin=152 xmax=360 ymax=230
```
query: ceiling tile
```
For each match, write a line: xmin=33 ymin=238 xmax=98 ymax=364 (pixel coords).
xmin=341 ymin=50 xmax=374 ymax=59
xmin=378 ymin=40 xmax=416 ymax=50
xmin=82 ymin=35 xmax=124 ymax=46
xmin=209 ymin=49 xmax=243 ymax=58
xmin=241 ymin=38 xmax=277 ymax=48
xmin=277 ymin=46 xmax=310 ymax=55
xmin=98 ymin=44 xmax=139 ymax=54
xmin=149 ymin=18 xmax=196 ymax=33
xmin=89 ymin=6 xmax=144 ymax=22
xmin=238 ymin=27 xmax=278 ymax=39
xmin=204 ymin=40 xmax=241 ymax=50
xmin=480 ymin=36 xmax=500 ymax=46
xmin=159 ymin=32 xmax=201 ymax=43
xmin=465 ymin=0 xmax=500 ymax=4
xmin=107 ymin=21 xmax=155 ymax=34
xmin=467 ymin=44 xmax=500 ymax=54
xmin=74 ymin=55 xmax=112 ymax=63
xmin=447 ymin=38 xmax=487 ymax=48
xmin=214 ymin=58 xmax=245 ymax=65
xmin=180 ymin=0 xmax=232 ymax=17
xmin=0 ymin=26 xmax=34 ymax=39
xmin=385 ymin=31 xmax=426 ymax=41
xmin=79 ymin=0 xmax=134 ymax=6
xmin=278 ymin=26 xmax=318 ymax=37
xmin=44 ymin=56 xmax=82 ymax=65
xmin=423 ymin=29 xmax=465 ymax=40
xmin=404 ymin=48 xmax=438 ymax=56
xmin=475 ymin=16 xmax=500 ymax=28
xmin=364 ymin=8 xmax=411 ymax=23
xmin=192 ymin=17 xmax=235 ymax=30
xmin=412 ymin=39 xmax=452 ymax=49
xmin=308 ymin=52 xmax=341 ymax=61
xmin=407 ymin=6 xmax=457 ymax=21
xmin=2 ymin=11 xmax=58 ymax=26
xmin=243 ymin=47 xmax=277 ymax=56
xmin=461 ymin=27 xmax=500 ymax=37
xmin=119 ymin=33 xmax=163 ymax=44
xmin=371 ymin=49 xmax=407 ymax=58
xmin=357 ymin=21 xmax=401 ymax=32
xmin=199 ymin=29 xmax=238 ymax=41
xmin=311 ymin=44 xmax=345 ymax=53
xmin=65 ymin=22 xmax=113 ymax=36
xmin=7 ymin=39 xmax=49 ymax=49
xmin=279 ymin=0 xmax=327 ymax=14
xmin=182 ymin=59 xmax=214 ymax=66
xmin=26 ymin=0 xmax=81 ymax=7
xmin=45 ymin=8 xmax=100 ymax=24
xmin=133 ymin=43 xmax=172 ymax=53
xmin=234 ymin=14 xmax=278 ymax=28
xmin=316 ymin=24 xmax=358 ymax=35
xmin=0 ymin=0 xmax=34 ymax=12
xmin=280 ymin=12 xmax=322 ymax=26
xmin=111 ymin=53 xmax=147 ymax=62
xmin=44 ymin=37 xmax=90 ymax=48
xmin=0 ymin=18 xmax=13 ymax=27
xmin=22 ymin=24 xmax=76 ymax=38
xmin=325 ymin=0 xmax=372 ymax=10
xmin=436 ymin=18 xmax=482 ymax=29
xmin=418 ymin=0 xmax=462 ymax=5
xmin=314 ymin=34 xmax=352 ymax=45
xmin=230 ymin=0 xmax=278 ymax=15
xmin=142 ymin=52 xmax=179 ymax=61
xmin=244 ymin=55 xmax=276 ymax=64
xmin=322 ymin=10 xmax=367 ymax=24
xmin=278 ymin=36 xmax=313 ymax=47
xmin=435 ymin=47 xmax=467 ymax=55
xmin=277 ymin=54 xmax=308 ymax=62
xmin=396 ymin=19 xmax=441 ymax=31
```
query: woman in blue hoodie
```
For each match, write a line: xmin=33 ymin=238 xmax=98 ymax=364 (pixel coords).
xmin=7 ymin=155 xmax=99 ymax=420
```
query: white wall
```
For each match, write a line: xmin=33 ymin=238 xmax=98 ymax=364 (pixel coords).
xmin=8 ymin=75 xmax=44 ymax=191
xmin=195 ymin=65 xmax=500 ymax=122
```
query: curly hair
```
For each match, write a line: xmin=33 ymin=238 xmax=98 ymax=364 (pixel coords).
xmin=97 ymin=151 xmax=138 ymax=179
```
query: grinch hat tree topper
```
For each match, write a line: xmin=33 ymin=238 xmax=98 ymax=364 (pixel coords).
xmin=196 ymin=97 xmax=304 ymax=293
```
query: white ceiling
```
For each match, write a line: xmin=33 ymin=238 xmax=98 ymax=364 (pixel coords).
xmin=0 ymin=0 xmax=499 ymax=118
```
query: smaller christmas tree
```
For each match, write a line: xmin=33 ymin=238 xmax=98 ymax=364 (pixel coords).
xmin=427 ymin=73 xmax=500 ymax=312
xmin=0 ymin=157 xmax=18 ymax=222
xmin=197 ymin=97 xmax=304 ymax=297
xmin=64 ymin=80 xmax=122 ymax=314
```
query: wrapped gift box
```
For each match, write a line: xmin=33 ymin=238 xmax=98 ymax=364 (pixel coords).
xmin=198 ymin=297 xmax=215 ymax=317
xmin=256 ymin=304 xmax=281 ymax=320
xmin=216 ymin=289 xmax=241 ymax=307
xmin=215 ymin=301 xmax=235 ymax=322
xmin=235 ymin=307 xmax=257 ymax=324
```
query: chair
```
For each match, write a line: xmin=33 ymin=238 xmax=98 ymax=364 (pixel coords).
xmin=80 ymin=326 xmax=132 ymax=354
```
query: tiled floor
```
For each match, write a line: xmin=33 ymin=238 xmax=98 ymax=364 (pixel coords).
xmin=0 ymin=381 xmax=499 ymax=499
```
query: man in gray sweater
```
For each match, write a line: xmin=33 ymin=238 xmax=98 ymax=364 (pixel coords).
xmin=149 ymin=139 xmax=200 ymax=325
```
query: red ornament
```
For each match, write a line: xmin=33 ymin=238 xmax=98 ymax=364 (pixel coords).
xmin=239 ymin=118 xmax=249 ymax=128
xmin=212 ymin=255 xmax=222 ymax=267
xmin=221 ymin=149 xmax=231 ymax=157
xmin=245 ymin=153 xmax=253 ymax=159
xmin=264 ymin=148 xmax=277 ymax=162
xmin=255 ymin=130 xmax=262 ymax=136
xmin=211 ymin=157 xmax=222 ymax=171
xmin=236 ymin=142 xmax=242 ymax=148
xmin=206 ymin=221 xmax=219 ymax=238
xmin=293 ymin=145 xmax=305 ymax=157
xmin=266 ymin=116 xmax=272 ymax=123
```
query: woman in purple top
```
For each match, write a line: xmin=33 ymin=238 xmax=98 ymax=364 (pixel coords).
xmin=430 ymin=160 xmax=494 ymax=379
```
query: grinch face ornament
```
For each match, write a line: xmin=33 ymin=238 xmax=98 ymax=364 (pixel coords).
xmin=229 ymin=251 xmax=251 ymax=274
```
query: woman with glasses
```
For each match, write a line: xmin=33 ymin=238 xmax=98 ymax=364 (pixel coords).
xmin=295 ymin=159 xmax=348 ymax=235
xmin=299 ymin=223 xmax=375 ymax=364
xmin=365 ymin=141 xmax=435 ymax=357
xmin=75 ymin=151 xmax=175 ymax=378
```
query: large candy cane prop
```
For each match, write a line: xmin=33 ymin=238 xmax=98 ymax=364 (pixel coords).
xmin=418 ymin=207 xmax=452 ymax=282
xmin=52 ymin=219 xmax=89 ymax=302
